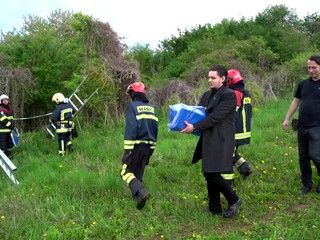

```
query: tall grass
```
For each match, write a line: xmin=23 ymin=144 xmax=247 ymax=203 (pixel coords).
xmin=0 ymin=99 xmax=320 ymax=239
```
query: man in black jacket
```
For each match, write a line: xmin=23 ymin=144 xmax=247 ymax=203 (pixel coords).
xmin=120 ymin=81 xmax=158 ymax=210
xmin=181 ymin=64 xmax=242 ymax=218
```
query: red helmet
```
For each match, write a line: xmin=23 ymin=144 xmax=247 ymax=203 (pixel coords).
xmin=227 ymin=69 xmax=242 ymax=87
xmin=126 ymin=81 xmax=146 ymax=95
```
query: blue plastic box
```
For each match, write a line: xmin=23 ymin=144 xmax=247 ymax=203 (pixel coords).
xmin=168 ymin=103 xmax=206 ymax=135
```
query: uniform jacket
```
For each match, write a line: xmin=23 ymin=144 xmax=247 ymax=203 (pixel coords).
xmin=124 ymin=93 xmax=158 ymax=150
xmin=230 ymin=81 xmax=252 ymax=146
xmin=0 ymin=104 xmax=15 ymax=132
xmin=192 ymin=85 xmax=236 ymax=173
xmin=51 ymin=101 xmax=76 ymax=133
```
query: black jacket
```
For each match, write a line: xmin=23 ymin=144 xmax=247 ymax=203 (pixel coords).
xmin=124 ymin=93 xmax=158 ymax=150
xmin=51 ymin=101 xmax=76 ymax=133
xmin=193 ymin=85 xmax=236 ymax=173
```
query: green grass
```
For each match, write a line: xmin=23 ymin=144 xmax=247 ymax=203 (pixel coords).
xmin=1 ymin=99 xmax=320 ymax=239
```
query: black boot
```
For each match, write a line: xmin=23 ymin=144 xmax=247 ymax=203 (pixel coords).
xmin=223 ymin=198 xmax=242 ymax=218
xmin=209 ymin=205 xmax=222 ymax=215
xmin=135 ymin=188 xmax=150 ymax=210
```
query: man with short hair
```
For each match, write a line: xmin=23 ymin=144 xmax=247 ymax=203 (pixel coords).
xmin=181 ymin=64 xmax=242 ymax=218
xmin=282 ymin=55 xmax=320 ymax=194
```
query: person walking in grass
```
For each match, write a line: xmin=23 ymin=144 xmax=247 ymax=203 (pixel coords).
xmin=221 ymin=69 xmax=253 ymax=184
xmin=181 ymin=64 xmax=242 ymax=218
xmin=51 ymin=93 xmax=76 ymax=156
xmin=282 ymin=55 xmax=320 ymax=195
xmin=120 ymin=81 xmax=158 ymax=210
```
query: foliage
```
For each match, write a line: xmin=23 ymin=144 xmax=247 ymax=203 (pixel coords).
xmin=0 ymin=10 xmax=139 ymax=130
xmin=0 ymin=4 xmax=320 ymax=132
xmin=127 ymin=44 xmax=155 ymax=83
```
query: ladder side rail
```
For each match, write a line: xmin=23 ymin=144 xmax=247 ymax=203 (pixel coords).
xmin=0 ymin=150 xmax=19 ymax=184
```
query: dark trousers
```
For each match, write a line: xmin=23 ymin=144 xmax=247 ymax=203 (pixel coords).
xmin=121 ymin=144 xmax=153 ymax=197
xmin=298 ymin=126 xmax=320 ymax=187
xmin=0 ymin=132 xmax=13 ymax=158
xmin=204 ymin=172 xmax=239 ymax=213
xmin=57 ymin=132 xmax=72 ymax=155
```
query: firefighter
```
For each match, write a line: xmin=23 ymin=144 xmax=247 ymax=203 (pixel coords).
xmin=226 ymin=69 xmax=253 ymax=179
xmin=120 ymin=81 xmax=158 ymax=210
xmin=0 ymin=94 xmax=15 ymax=158
xmin=51 ymin=93 xmax=76 ymax=156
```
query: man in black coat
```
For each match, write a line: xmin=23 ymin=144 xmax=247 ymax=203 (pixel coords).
xmin=181 ymin=64 xmax=242 ymax=218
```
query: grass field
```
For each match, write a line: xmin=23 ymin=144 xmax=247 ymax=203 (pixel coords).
xmin=0 ymin=98 xmax=320 ymax=239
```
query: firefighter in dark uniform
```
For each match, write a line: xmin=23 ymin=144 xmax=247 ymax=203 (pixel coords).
xmin=223 ymin=69 xmax=253 ymax=181
xmin=51 ymin=93 xmax=76 ymax=156
xmin=120 ymin=81 xmax=158 ymax=210
xmin=0 ymin=94 xmax=15 ymax=158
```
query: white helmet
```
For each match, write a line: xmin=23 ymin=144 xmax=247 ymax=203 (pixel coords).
xmin=0 ymin=94 xmax=9 ymax=102
xmin=52 ymin=93 xmax=65 ymax=104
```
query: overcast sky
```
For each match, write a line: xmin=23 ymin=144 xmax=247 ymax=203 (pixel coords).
xmin=0 ymin=0 xmax=318 ymax=49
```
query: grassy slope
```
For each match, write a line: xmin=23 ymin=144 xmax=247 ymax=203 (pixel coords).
xmin=0 ymin=99 xmax=320 ymax=239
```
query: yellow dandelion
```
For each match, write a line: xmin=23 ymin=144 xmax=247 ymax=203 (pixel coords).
xmin=161 ymin=235 xmax=164 ymax=238
xmin=59 ymin=164 xmax=63 ymax=168
xmin=43 ymin=233 xmax=47 ymax=237
xmin=1 ymin=216 xmax=5 ymax=219
xmin=273 ymin=167 xmax=277 ymax=170
xmin=194 ymin=195 xmax=199 ymax=199
xmin=182 ymin=196 xmax=187 ymax=200
xmin=263 ymin=170 xmax=267 ymax=174
xmin=285 ymin=153 xmax=288 ymax=156
xmin=261 ymin=160 xmax=265 ymax=164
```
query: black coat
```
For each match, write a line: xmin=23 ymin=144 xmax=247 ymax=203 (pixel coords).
xmin=193 ymin=85 xmax=236 ymax=173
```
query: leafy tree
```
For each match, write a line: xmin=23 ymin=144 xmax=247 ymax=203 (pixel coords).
xmin=0 ymin=10 xmax=139 ymax=129
xmin=127 ymin=44 xmax=155 ymax=83
xmin=302 ymin=13 xmax=320 ymax=49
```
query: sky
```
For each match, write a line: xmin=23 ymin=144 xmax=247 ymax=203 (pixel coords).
xmin=0 ymin=0 xmax=318 ymax=49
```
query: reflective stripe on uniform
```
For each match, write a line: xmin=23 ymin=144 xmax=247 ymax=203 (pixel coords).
xmin=121 ymin=164 xmax=136 ymax=185
xmin=0 ymin=129 xmax=11 ymax=132
xmin=124 ymin=140 xmax=156 ymax=150
xmin=221 ymin=173 xmax=235 ymax=180
xmin=136 ymin=114 xmax=158 ymax=121
xmin=235 ymin=132 xmax=251 ymax=140
xmin=56 ymin=129 xmax=70 ymax=133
